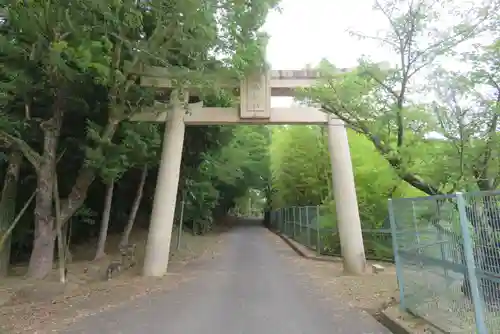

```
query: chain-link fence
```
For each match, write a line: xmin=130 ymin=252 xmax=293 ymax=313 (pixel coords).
xmin=389 ymin=191 xmax=500 ymax=334
xmin=269 ymin=206 xmax=393 ymax=262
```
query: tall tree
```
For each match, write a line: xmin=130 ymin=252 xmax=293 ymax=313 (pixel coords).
xmin=269 ymin=125 xmax=420 ymax=227
xmin=0 ymin=0 xmax=280 ymax=278
xmin=0 ymin=151 xmax=22 ymax=276
xmin=119 ymin=122 xmax=161 ymax=247
xmin=299 ymin=0 xmax=498 ymax=196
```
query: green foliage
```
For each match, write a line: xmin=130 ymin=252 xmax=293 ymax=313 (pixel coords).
xmin=270 ymin=126 xmax=329 ymax=207
xmin=0 ymin=0 xmax=279 ymax=270
xmin=298 ymin=0 xmax=499 ymax=196
xmin=270 ymin=125 xmax=421 ymax=230
xmin=289 ymin=0 xmax=500 ymax=253
xmin=182 ymin=125 xmax=271 ymax=233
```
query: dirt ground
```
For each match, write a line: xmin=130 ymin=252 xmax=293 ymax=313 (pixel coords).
xmin=268 ymin=233 xmax=443 ymax=333
xmin=0 ymin=225 xmax=228 ymax=334
xmin=267 ymin=232 xmax=400 ymax=310
xmin=290 ymin=256 xmax=399 ymax=311
xmin=0 ymin=224 xmax=420 ymax=333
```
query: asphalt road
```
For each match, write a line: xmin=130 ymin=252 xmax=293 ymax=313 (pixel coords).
xmin=63 ymin=222 xmax=392 ymax=334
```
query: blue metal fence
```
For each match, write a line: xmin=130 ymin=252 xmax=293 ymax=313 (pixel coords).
xmin=269 ymin=206 xmax=393 ymax=262
xmin=389 ymin=191 xmax=500 ymax=334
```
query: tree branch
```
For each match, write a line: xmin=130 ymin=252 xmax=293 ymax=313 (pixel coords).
xmin=322 ymin=103 xmax=441 ymax=196
xmin=473 ymin=88 xmax=499 ymax=190
xmin=58 ymin=121 xmax=120 ymax=226
xmin=0 ymin=191 xmax=36 ymax=251
xmin=0 ymin=131 xmax=41 ymax=171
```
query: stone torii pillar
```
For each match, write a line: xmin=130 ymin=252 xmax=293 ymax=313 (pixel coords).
xmin=142 ymin=93 xmax=187 ymax=277
xmin=137 ymin=68 xmax=366 ymax=277
xmin=326 ymin=116 xmax=366 ymax=274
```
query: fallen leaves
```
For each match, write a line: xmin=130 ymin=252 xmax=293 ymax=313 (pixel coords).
xmin=0 ymin=231 xmax=226 ymax=334
xmin=268 ymin=232 xmax=399 ymax=311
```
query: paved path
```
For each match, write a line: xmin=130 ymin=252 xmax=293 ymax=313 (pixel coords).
xmin=63 ymin=222 xmax=392 ymax=334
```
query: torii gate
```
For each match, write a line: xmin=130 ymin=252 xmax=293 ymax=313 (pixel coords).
xmin=131 ymin=66 xmax=366 ymax=276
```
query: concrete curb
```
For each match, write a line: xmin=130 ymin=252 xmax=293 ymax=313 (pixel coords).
xmin=267 ymin=228 xmax=395 ymax=264
xmin=267 ymin=228 xmax=343 ymax=263
xmin=268 ymin=227 xmax=308 ymax=257
xmin=375 ymin=309 xmax=412 ymax=334
xmin=379 ymin=306 xmax=446 ymax=334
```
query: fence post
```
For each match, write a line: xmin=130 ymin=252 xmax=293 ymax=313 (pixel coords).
xmin=289 ymin=208 xmax=292 ymax=237
xmin=176 ymin=198 xmax=185 ymax=250
xmin=284 ymin=208 xmax=288 ymax=235
xmin=456 ymin=192 xmax=487 ymax=334
xmin=437 ymin=228 xmax=450 ymax=283
xmin=281 ymin=208 xmax=284 ymax=234
xmin=282 ymin=208 xmax=285 ymax=233
xmin=297 ymin=207 xmax=300 ymax=240
xmin=388 ymin=198 xmax=406 ymax=310
xmin=436 ymin=204 xmax=451 ymax=282
xmin=316 ymin=205 xmax=321 ymax=256
xmin=284 ymin=208 xmax=288 ymax=236
xmin=411 ymin=201 xmax=423 ymax=269
xmin=295 ymin=207 xmax=299 ymax=240
xmin=298 ymin=207 xmax=303 ymax=244
xmin=306 ymin=206 xmax=311 ymax=248
xmin=272 ymin=209 xmax=275 ymax=230
xmin=277 ymin=209 xmax=280 ymax=231
xmin=292 ymin=207 xmax=296 ymax=239
xmin=287 ymin=208 xmax=291 ymax=236
xmin=276 ymin=208 xmax=283 ymax=233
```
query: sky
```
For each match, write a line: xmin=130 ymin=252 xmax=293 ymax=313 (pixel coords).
xmin=263 ymin=0 xmax=391 ymax=70
xmin=262 ymin=0 xmax=392 ymax=107
xmin=262 ymin=0 xmax=492 ymax=109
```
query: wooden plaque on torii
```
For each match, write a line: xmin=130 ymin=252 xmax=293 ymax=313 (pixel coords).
xmin=239 ymin=72 xmax=271 ymax=119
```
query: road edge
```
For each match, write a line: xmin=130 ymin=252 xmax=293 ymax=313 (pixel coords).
xmin=267 ymin=227 xmax=308 ymax=257
xmin=267 ymin=227 xmax=442 ymax=334
xmin=267 ymin=227 xmax=343 ymax=263
xmin=373 ymin=308 xmax=412 ymax=334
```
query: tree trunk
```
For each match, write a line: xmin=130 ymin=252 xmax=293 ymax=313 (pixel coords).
xmin=54 ymin=175 xmax=66 ymax=283
xmin=59 ymin=121 xmax=119 ymax=226
xmin=120 ymin=166 xmax=148 ymax=248
xmin=63 ymin=219 xmax=73 ymax=263
xmin=28 ymin=220 xmax=55 ymax=278
xmin=27 ymin=93 xmax=64 ymax=279
xmin=0 ymin=151 xmax=22 ymax=277
xmin=95 ymin=181 xmax=115 ymax=260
